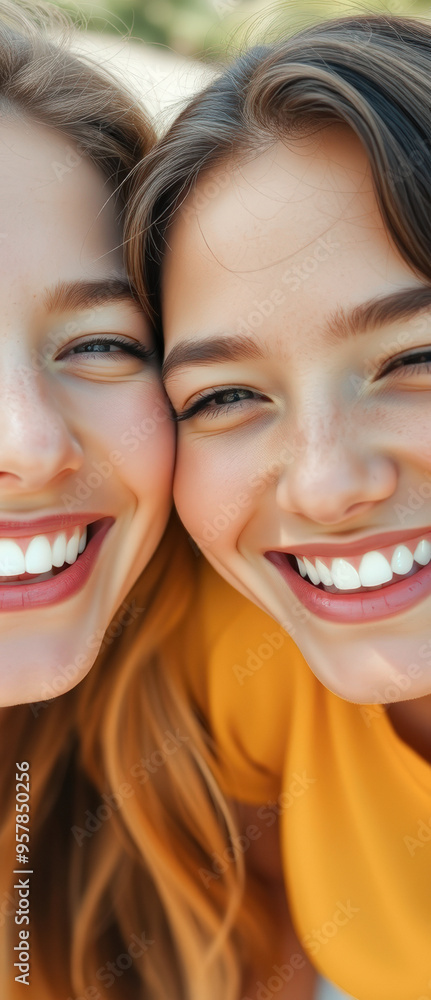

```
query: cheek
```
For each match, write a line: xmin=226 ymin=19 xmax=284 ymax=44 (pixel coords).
xmin=120 ymin=383 xmax=175 ymax=503
xmin=394 ymin=403 xmax=431 ymax=460
xmin=173 ymin=434 xmax=257 ymax=545
xmin=81 ymin=380 xmax=175 ymax=505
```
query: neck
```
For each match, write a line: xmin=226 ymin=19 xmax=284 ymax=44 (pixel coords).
xmin=387 ymin=694 xmax=431 ymax=764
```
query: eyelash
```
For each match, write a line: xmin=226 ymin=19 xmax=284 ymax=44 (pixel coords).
xmin=176 ymin=387 xmax=262 ymax=422
xmin=175 ymin=349 xmax=431 ymax=422
xmin=379 ymin=349 xmax=431 ymax=378
xmin=61 ymin=336 xmax=155 ymax=364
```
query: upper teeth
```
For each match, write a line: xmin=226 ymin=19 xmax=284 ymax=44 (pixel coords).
xmin=294 ymin=538 xmax=431 ymax=590
xmin=331 ymin=558 xmax=362 ymax=590
xmin=0 ymin=526 xmax=87 ymax=578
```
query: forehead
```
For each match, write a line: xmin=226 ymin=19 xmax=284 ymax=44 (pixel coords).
xmin=162 ymin=127 xmax=419 ymax=351
xmin=0 ymin=116 xmax=122 ymax=287
xmin=165 ymin=126 xmax=377 ymax=268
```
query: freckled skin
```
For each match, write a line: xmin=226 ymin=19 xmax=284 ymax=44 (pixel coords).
xmin=0 ymin=119 xmax=174 ymax=706
xmin=162 ymin=126 xmax=431 ymax=723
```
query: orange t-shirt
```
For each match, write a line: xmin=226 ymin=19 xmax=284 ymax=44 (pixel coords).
xmin=180 ymin=557 xmax=431 ymax=1000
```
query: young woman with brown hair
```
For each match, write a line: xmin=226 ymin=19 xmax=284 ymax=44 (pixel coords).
xmin=128 ymin=14 xmax=431 ymax=998
xmin=0 ymin=4 xmax=255 ymax=998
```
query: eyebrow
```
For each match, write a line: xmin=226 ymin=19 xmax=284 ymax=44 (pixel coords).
xmin=43 ymin=277 xmax=136 ymax=314
xmin=326 ymin=286 xmax=431 ymax=342
xmin=162 ymin=334 xmax=266 ymax=381
xmin=162 ymin=286 xmax=431 ymax=380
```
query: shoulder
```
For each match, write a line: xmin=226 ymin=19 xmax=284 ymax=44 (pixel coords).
xmin=193 ymin=557 xmax=306 ymax=697
xmin=181 ymin=557 xmax=312 ymax=799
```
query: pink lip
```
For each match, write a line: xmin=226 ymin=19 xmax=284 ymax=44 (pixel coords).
xmin=0 ymin=513 xmax=103 ymax=537
xmin=0 ymin=517 xmax=114 ymax=611
xmin=280 ymin=527 xmax=430 ymax=558
xmin=265 ymin=549 xmax=431 ymax=624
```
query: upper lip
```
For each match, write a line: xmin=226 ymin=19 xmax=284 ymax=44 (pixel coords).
xmin=266 ymin=526 xmax=431 ymax=558
xmin=0 ymin=513 xmax=106 ymax=537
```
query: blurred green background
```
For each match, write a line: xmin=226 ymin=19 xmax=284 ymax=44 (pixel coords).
xmin=54 ymin=0 xmax=431 ymax=60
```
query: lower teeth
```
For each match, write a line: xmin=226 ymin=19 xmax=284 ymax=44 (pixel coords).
xmin=0 ymin=567 xmax=57 ymax=587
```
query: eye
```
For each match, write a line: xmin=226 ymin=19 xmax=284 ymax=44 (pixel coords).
xmin=379 ymin=348 xmax=431 ymax=379
xmin=59 ymin=336 xmax=155 ymax=365
xmin=175 ymin=386 xmax=264 ymax=422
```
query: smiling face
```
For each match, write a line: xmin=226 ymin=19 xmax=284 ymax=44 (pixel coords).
xmin=162 ymin=125 xmax=431 ymax=704
xmin=0 ymin=117 xmax=174 ymax=706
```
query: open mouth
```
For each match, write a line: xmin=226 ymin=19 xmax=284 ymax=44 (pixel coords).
xmin=0 ymin=517 xmax=114 ymax=610
xmin=265 ymin=532 xmax=431 ymax=623
xmin=0 ymin=519 xmax=102 ymax=585
xmin=283 ymin=537 xmax=431 ymax=594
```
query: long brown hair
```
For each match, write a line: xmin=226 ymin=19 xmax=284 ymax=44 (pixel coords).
xmin=124 ymin=19 xmax=431 ymax=990
xmin=0 ymin=4 xmax=246 ymax=998
xmin=126 ymin=12 xmax=431 ymax=329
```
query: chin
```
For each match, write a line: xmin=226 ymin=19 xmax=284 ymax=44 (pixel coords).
xmin=275 ymin=618 xmax=431 ymax=705
xmin=232 ymin=558 xmax=431 ymax=705
xmin=0 ymin=626 xmax=105 ymax=708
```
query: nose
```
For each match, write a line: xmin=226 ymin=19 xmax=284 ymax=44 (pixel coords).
xmin=275 ymin=405 xmax=397 ymax=525
xmin=0 ymin=364 xmax=83 ymax=493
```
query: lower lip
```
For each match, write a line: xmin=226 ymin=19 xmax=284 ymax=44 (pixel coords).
xmin=0 ymin=518 xmax=114 ymax=612
xmin=265 ymin=551 xmax=431 ymax=624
